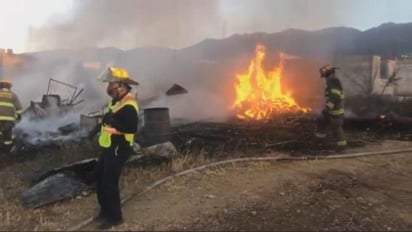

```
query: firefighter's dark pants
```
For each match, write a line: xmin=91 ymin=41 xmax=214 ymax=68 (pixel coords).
xmin=96 ymin=144 xmax=132 ymax=223
xmin=316 ymin=114 xmax=347 ymax=147
xmin=0 ymin=121 xmax=15 ymax=146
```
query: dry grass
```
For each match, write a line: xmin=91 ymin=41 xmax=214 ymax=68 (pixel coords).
xmin=0 ymin=143 xmax=293 ymax=231
xmin=0 ymin=145 xmax=99 ymax=231
xmin=120 ymin=152 xmax=213 ymax=198
xmin=1 ymin=137 xmax=410 ymax=231
xmin=0 ymin=143 xmax=217 ymax=231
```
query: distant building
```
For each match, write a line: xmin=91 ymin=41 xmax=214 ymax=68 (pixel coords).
xmin=334 ymin=54 xmax=412 ymax=98
xmin=0 ymin=48 xmax=27 ymax=77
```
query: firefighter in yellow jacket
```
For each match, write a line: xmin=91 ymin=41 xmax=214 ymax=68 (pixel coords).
xmin=0 ymin=78 xmax=22 ymax=150
xmin=315 ymin=65 xmax=347 ymax=151
xmin=90 ymin=67 xmax=139 ymax=229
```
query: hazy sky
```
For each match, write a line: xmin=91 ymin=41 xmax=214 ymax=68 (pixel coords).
xmin=1 ymin=0 xmax=411 ymax=53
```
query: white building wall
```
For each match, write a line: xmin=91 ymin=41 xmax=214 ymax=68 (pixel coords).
xmin=394 ymin=61 xmax=412 ymax=96
xmin=334 ymin=55 xmax=374 ymax=97
xmin=333 ymin=55 xmax=412 ymax=97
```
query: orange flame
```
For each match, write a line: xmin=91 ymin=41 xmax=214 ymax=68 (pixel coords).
xmin=232 ymin=45 xmax=309 ymax=120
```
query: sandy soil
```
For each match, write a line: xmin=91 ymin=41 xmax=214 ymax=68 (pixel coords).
xmin=88 ymin=140 xmax=412 ymax=231
xmin=1 ymin=140 xmax=411 ymax=231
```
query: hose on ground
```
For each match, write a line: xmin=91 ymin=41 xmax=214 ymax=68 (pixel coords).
xmin=67 ymin=147 xmax=412 ymax=231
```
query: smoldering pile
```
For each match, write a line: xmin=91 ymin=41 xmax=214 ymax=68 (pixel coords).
xmin=14 ymin=79 xmax=91 ymax=152
xmin=170 ymin=106 xmax=412 ymax=159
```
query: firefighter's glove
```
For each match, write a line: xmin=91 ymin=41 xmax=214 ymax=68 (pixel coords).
xmin=16 ymin=114 xmax=22 ymax=123
xmin=102 ymin=112 xmax=115 ymax=125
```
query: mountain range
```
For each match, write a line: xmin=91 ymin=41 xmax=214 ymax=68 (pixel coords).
xmin=14 ymin=22 xmax=412 ymax=119
xmin=23 ymin=21 xmax=412 ymax=61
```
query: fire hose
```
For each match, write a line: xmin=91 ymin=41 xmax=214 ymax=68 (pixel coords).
xmin=68 ymin=147 xmax=412 ymax=231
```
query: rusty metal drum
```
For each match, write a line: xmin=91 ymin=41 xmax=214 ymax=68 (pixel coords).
xmin=142 ymin=107 xmax=171 ymax=147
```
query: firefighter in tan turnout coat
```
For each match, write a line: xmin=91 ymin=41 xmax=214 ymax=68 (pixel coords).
xmin=0 ymin=78 xmax=22 ymax=150
xmin=315 ymin=65 xmax=347 ymax=151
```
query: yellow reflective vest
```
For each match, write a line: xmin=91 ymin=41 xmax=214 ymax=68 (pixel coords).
xmin=0 ymin=88 xmax=23 ymax=121
xmin=98 ymin=93 xmax=139 ymax=148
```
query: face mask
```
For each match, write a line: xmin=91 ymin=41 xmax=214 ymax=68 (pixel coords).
xmin=107 ymin=83 xmax=121 ymax=98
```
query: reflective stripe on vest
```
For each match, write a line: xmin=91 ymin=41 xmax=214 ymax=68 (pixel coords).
xmin=329 ymin=108 xmax=344 ymax=116
xmin=0 ymin=102 xmax=15 ymax=108
xmin=337 ymin=140 xmax=347 ymax=146
xmin=98 ymin=125 xmax=136 ymax=148
xmin=315 ymin=133 xmax=327 ymax=138
xmin=98 ymin=93 xmax=139 ymax=148
xmin=0 ymin=116 xmax=15 ymax=121
xmin=330 ymin=89 xmax=345 ymax=99
xmin=0 ymin=101 xmax=16 ymax=121
xmin=326 ymin=101 xmax=335 ymax=109
xmin=112 ymin=99 xmax=139 ymax=113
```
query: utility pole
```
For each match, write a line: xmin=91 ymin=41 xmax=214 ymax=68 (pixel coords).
xmin=0 ymin=51 xmax=3 ymax=78
xmin=222 ymin=19 xmax=226 ymax=38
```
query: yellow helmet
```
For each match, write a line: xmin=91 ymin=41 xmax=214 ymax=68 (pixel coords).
xmin=319 ymin=64 xmax=339 ymax=77
xmin=0 ymin=78 xmax=12 ymax=87
xmin=98 ymin=66 xmax=139 ymax=85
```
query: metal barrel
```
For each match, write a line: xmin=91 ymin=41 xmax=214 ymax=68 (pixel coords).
xmin=142 ymin=107 xmax=170 ymax=146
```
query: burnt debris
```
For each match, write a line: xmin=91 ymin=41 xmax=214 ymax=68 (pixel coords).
xmin=14 ymin=78 xmax=87 ymax=152
xmin=170 ymin=114 xmax=412 ymax=157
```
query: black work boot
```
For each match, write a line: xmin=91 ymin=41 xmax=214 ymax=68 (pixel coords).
xmin=95 ymin=210 xmax=106 ymax=223
xmin=335 ymin=146 xmax=346 ymax=154
xmin=97 ymin=219 xmax=123 ymax=230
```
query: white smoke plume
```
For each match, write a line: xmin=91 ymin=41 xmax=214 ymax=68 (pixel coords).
xmin=26 ymin=0 xmax=222 ymax=51
xmin=10 ymin=58 xmax=109 ymax=146
xmin=24 ymin=0 xmax=386 ymax=52
xmin=19 ymin=0 xmax=382 ymax=124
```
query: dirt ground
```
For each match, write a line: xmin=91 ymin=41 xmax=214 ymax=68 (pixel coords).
xmin=87 ymin=140 xmax=412 ymax=231
xmin=1 ymin=140 xmax=412 ymax=231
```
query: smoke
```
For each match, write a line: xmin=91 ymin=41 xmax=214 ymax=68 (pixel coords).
xmin=20 ymin=0 xmax=383 ymax=123
xmin=24 ymin=0 xmax=390 ymax=52
xmin=11 ymin=56 xmax=109 ymax=112
xmin=146 ymin=91 xmax=233 ymax=122
xmin=26 ymin=0 xmax=222 ymax=51
xmin=9 ymin=57 xmax=109 ymax=147
xmin=14 ymin=98 xmax=84 ymax=146
xmin=220 ymin=0 xmax=356 ymax=34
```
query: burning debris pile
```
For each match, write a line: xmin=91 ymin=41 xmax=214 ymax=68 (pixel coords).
xmin=167 ymin=45 xmax=338 ymax=157
xmin=232 ymin=45 xmax=309 ymax=120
